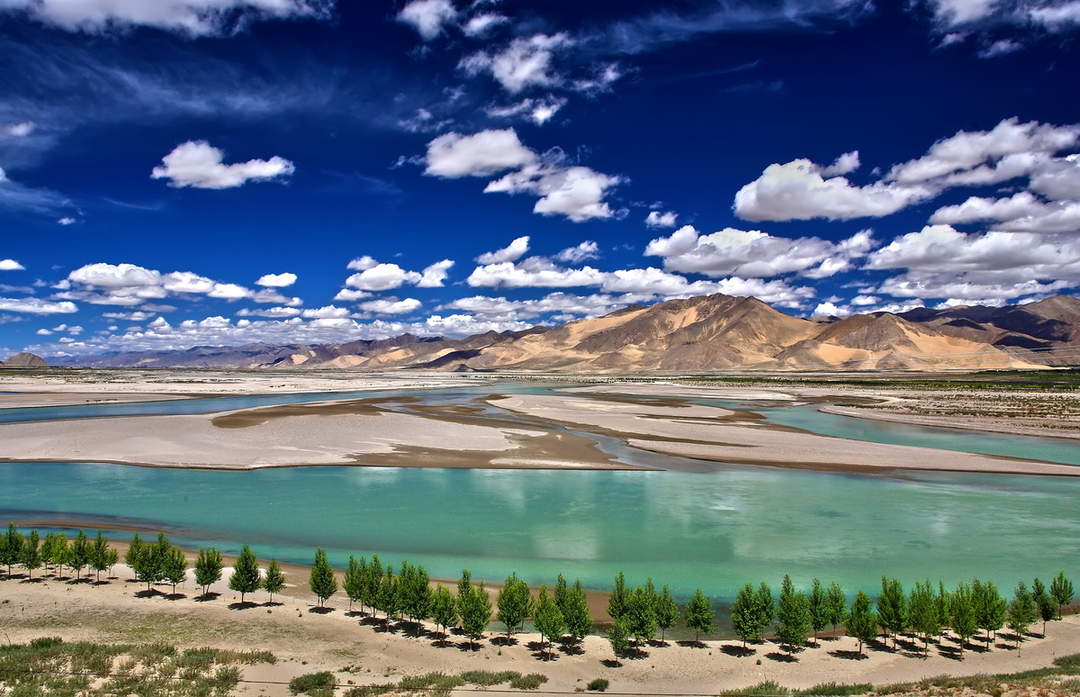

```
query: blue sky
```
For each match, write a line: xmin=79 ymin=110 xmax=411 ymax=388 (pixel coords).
xmin=1 ymin=0 xmax=1079 ymax=357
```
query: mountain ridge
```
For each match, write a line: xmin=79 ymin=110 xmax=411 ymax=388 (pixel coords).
xmin=50 ymin=294 xmax=1080 ymax=371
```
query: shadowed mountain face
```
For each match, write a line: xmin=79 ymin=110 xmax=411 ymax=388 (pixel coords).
xmin=53 ymin=295 xmax=1080 ymax=371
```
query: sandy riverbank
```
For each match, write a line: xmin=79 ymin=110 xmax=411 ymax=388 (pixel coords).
xmin=490 ymin=393 xmax=1080 ymax=477
xmin=0 ymin=396 xmax=630 ymax=471
xmin=2 ymin=561 xmax=1078 ymax=697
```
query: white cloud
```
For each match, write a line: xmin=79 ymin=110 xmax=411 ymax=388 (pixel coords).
xmin=344 ymin=263 xmax=422 ymax=291
xmin=70 ymin=262 xmax=160 ymax=288
xmin=4 ymin=121 xmax=35 ymax=137
xmin=734 ymin=158 xmax=933 ymax=222
xmin=346 ymin=255 xmax=379 ymax=271
xmin=485 ymin=96 xmax=566 ymax=125
xmin=333 ymin=288 xmax=372 ymax=302
xmin=476 ymin=236 xmax=530 ymax=264
xmin=424 ymin=129 xmax=537 ymax=178
xmin=0 ymin=296 xmax=77 ymax=314
xmin=555 ymin=241 xmax=599 ymax=264
xmin=255 ymin=272 xmax=297 ymax=287
xmin=462 ymin=12 xmax=508 ymax=37
xmin=417 ymin=259 xmax=454 ymax=288
xmin=851 ymin=294 xmax=880 ymax=305
xmin=301 ymin=305 xmax=351 ymax=319
xmin=235 ymin=306 xmax=302 ymax=318
xmin=441 ymin=292 xmax=628 ymax=320
xmin=151 ymin=140 xmax=295 ymax=189
xmin=0 ymin=0 xmax=331 ymax=36
xmin=812 ymin=301 xmax=851 ymax=317
xmin=820 ymin=150 xmax=860 ymax=176
xmin=397 ymin=0 xmax=457 ymax=40
xmin=485 ymin=163 xmax=623 ymax=222
xmin=930 ymin=191 xmax=1080 ymax=233
xmin=358 ymin=297 xmax=422 ymax=315
xmin=978 ymin=38 xmax=1022 ymax=57
xmin=467 ymin=259 xmax=607 ymax=288
xmin=57 ymin=217 xmax=76 ymax=225
xmin=0 ymin=259 xmax=26 ymax=271
xmin=645 ymin=225 xmax=875 ymax=279
xmin=644 ymin=210 xmax=678 ymax=228
xmin=460 ymin=33 xmax=573 ymax=93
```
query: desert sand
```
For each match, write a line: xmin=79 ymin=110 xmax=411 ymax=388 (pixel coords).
xmin=2 ymin=560 xmax=1078 ymax=697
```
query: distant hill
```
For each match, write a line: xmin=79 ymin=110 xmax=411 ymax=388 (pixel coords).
xmin=0 ymin=352 xmax=47 ymax=368
xmin=52 ymin=294 xmax=1080 ymax=372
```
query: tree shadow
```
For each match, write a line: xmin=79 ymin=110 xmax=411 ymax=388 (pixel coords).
xmin=164 ymin=592 xmax=187 ymax=601
xmin=827 ymin=649 xmax=869 ymax=661
xmin=19 ymin=577 xmax=44 ymax=584
xmin=134 ymin=588 xmax=162 ymax=598
xmin=676 ymin=639 xmax=706 ymax=649
xmin=91 ymin=580 xmax=110 ymax=587
xmin=765 ymin=651 xmax=799 ymax=663
xmin=600 ymin=659 xmax=622 ymax=668
xmin=720 ymin=644 xmax=756 ymax=658
xmin=995 ymin=642 xmax=1018 ymax=651
xmin=647 ymin=639 xmax=669 ymax=649
xmin=227 ymin=600 xmax=259 ymax=610
xmin=490 ymin=635 xmax=518 ymax=647
xmin=308 ymin=606 xmax=335 ymax=615
xmin=194 ymin=592 xmax=220 ymax=603
xmin=456 ymin=639 xmax=482 ymax=652
xmin=429 ymin=631 xmax=451 ymax=648
xmin=935 ymin=645 xmax=963 ymax=661
xmin=262 ymin=600 xmax=284 ymax=607
xmin=558 ymin=638 xmax=585 ymax=656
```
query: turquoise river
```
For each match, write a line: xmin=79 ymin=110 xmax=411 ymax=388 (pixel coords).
xmin=1 ymin=383 xmax=1077 ymax=600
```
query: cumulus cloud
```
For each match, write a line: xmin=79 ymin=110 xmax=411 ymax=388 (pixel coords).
xmin=476 ymin=236 xmax=530 ymax=264
xmin=255 ymin=272 xmax=297 ymax=287
xmin=345 ymin=263 xmax=422 ymax=291
xmin=467 ymin=258 xmax=607 ymax=289
xmin=358 ymin=297 xmax=422 ymax=315
xmin=485 ymin=96 xmax=566 ymax=125
xmin=0 ymin=296 xmax=77 ymax=314
xmin=866 ymin=224 xmax=1080 ymax=301
xmin=397 ymin=0 xmax=457 ymax=40
xmin=645 ymin=225 xmax=875 ymax=279
xmin=645 ymin=210 xmax=678 ymax=228
xmin=820 ymin=150 xmax=860 ymax=176
xmin=235 ymin=306 xmax=302 ymax=318
xmin=0 ymin=0 xmax=332 ymax=36
xmin=62 ymin=261 xmax=294 ymax=307
xmin=460 ymin=33 xmax=573 ymax=93
xmin=424 ymin=129 xmax=537 ymax=178
xmin=151 ymin=140 xmax=295 ymax=189
xmin=555 ymin=241 xmax=599 ymax=264
xmin=440 ymin=292 xmax=628 ymax=320
xmin=332 ymin=288 xmax=372 ymax=302
xmin=734 ymin=158 xmax=933 ymax=222
xmin=736 ymin=118 xmax=1080 ymax=223
xmin=424 ymin=128 xmax=623 ymax=222
xmin=930 ymin=191 xmax=1080 ymax=233
xmin=462 ymin=12 xmax=508 ymax=37
xmin=812 ymin=301 xmax=851 ymax=317
xmin=0 ymin=259 xmax=25 ymax=271
xmin=417 ymin=259 xmax=454 ymax=288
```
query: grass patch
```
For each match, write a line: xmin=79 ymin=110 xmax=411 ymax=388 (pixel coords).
xmin=289 ymin=671 xmax=336 ymax=695
xmin=793 ymin=683 xmax=873 ymax=696
xmin=586 ymin=677 xmax=610 ymax=691
xmin=509 ymin=673 xmax=548 ymax=690
xmin=724 ymin=681 xmax=790 ymax=696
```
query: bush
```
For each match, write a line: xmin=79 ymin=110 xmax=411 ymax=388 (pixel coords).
xmin=459 ymin=670 xmax=519 ymax=686
xmin=28 ymin=637 xmax=63 ymax=649
xmin=793 ymin=683 xmax=873 ymax=696
xmin=509 ymin=673 xmax=548 ymax=690
xmin=290 ymin=671 xmax=336 ymax=695
xmin=587 ymin=678 xmax=610 ymax=692
xmin=727 ymin=682 xmax=791 ymax=696
xmin=1055 ymin=653 xmax=1080 ymax=673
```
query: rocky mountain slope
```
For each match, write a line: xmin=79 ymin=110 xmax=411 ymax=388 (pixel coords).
xmin=52 ymin=294 xmax=1080 ymax=372
xmin=0 ymin=352 xmax=47 ymax=368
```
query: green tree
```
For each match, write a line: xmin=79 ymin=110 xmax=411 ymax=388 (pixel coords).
xmin=563 ymin=580 xmax=593 ymax=642
xmin=361 ymin=555 xmax=382 ymax=615
xmin=607 ymin=616 xmax=630 ymax=661
xmin=53 ymin=534 xmax=71 ymax=580
xmin=684 ymin=588 xmax=713 ymax=643
xmin=459 ymin=583 xmax=492 ymax=648
xmin=626 ymin=584 xmax=658 ymax=645
xmin=876 ymin=577 xmax=907 ymax=648
xmin=263 ymin=559 xmax=286 ymax=603
xmin=376 ymin=565 xmax=399 ymax=620
xmin=973 ymin=579 xmax=1006 ymax=650
xmin=1007 ymin=582 xmax=1036 ymax=651
xmin=104 ymin=547 xmax=118 ymax=576
xmin=125 ymin=533 xmax=144 ymax=575
xmin=776 ymin=575 xmax=811 ymax=653
xmin=845 ymin=591 xmax=878 ymax=656
xmin=808 ymin=578 xmax=829 ymax=645
xmin=130 ymin=534 xmax=165 ymax=592
xmin=308 ymin=548 xmax=337 ymax=608
xmin=40 ymin=533 xmax=61 ymax=576
xmin=344 ymin=555 xmax=364 ymax=612
xmin=935 ymin=581 xmax=951 ymax=640
xmin=400 ymin=562 xmax=432 ymax=632
xmin=908 ymin=580 xmax=939 ymax=658
xmin=3 ymin=523 xmax=24 ymax=576
xmin=756 ymin=582 xmax=775 ymax=636
xmin=162 ymin=545 xmax=187 ymax=595
xmin=825 ymin=582 xmax=847 ymax=635
xmin=949 ymin=582 xmax=978 ymax=659
xmin=608 ymin=571 xmax=629 ymax=622
xmin=430 ymin=585 xmax=457 ymax=640
xmin=731 ymin=583 xmax=766 ymax=649
xmin=194 ymin=548 xmax=224 ymax=596
xmin=69 ymin=530 xmax=90 ymax=580
xmin=1033 ymin=578 xmax=1056 ymax=636
xmin=496 ymin=573 xmax=530 ymax=639
xmin=229 ymin=545 xmax=261 ymax=604
xmin=1050 ymin=571 xmax=1073 ymax=619
xmin=89 ymin=531 xmax=110 ymax=583
xmin=22 ymin=530 xmax=41 ymax=579
xmin=533 ymin=586 xmax=566 ymax=659
xmin=654 ymin=584 xmax=679 ymax=643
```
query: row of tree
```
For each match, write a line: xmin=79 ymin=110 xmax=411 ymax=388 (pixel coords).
xmin=1 ymin=525 xmax=1075 ymax=663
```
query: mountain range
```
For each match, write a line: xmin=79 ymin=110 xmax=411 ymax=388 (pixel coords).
xmin=52 ymin=294 xmax=1080 ymax=372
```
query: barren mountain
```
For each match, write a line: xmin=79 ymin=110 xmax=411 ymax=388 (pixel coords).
xmin=0 ymin=352 xmax=47 ymax=368
xmin=53 ymin=293 xmax=1075 ymax=372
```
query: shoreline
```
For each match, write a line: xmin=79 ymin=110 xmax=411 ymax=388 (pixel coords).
xmin=819 ymin=403 xmax=1080 ymax=441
